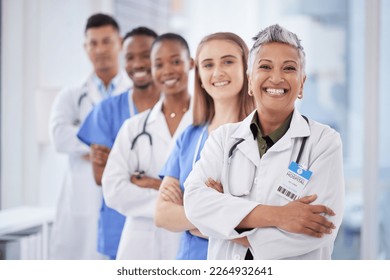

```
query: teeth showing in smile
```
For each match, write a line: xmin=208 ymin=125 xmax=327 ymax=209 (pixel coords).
xmin=133 ymin=71 xmax=147 ymax=78
xmin=164 ymin=79 xmax=177 ymax=86
xmin=266 ymin=88 xmax=286 ymax=95
xmin=213 ymin=81 xmax=229 ymax=87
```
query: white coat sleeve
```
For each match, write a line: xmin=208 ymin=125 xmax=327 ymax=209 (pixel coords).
xmin=49 ymin=88 xmax=89 ymax=155
xmin=184 ymin=127 xmax=260 ymax=240
xmin=248 ymin=129 xmax=345 ymax=259
xmin=102 ymin=120 xmax=158 ymax=218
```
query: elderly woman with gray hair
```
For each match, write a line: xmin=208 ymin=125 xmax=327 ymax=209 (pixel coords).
xmin=184 ymin=24 xmax=344 ymax=260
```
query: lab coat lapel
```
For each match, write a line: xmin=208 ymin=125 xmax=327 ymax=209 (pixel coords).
xmin=229 ymin=109 xmax=310 ymax=165
xmin=266 ymin=109 xmax=311 ymax=153
xmin=86 ymin=71 xmax=132 ymax=105
xmin=231 ymin=110 xmax=260 ymax=167
xmin=146 ymin=99 xmax=171 ymax=147
xmin=86 ymin=75 xmax=102 ymax=105
xmin=145 ymin=97 xmax=193 ymax=162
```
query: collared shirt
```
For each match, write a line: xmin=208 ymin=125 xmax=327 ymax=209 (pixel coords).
xmin=92 ymin=72 xmax=121 ymax=98
xmin=250 ymin=111 xmax=293 ymax=158
xmin=241 ymin=111 xmax=294 ymax=260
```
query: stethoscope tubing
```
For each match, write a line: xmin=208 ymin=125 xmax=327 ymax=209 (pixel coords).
xmin=226 ymin=115 xmax=309 ymax=197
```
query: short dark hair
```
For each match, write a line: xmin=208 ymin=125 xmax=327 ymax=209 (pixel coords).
xmin=151 ymin=33 xmax=190 ymax=57
xmin=85 ymin=13 xmax=120 ymax=33
xmin=123 ymin=27 xmax=158 ymax=41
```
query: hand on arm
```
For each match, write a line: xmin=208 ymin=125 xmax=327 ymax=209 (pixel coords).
xmin=154 ymin=176 xmax=196 ymax=232
xmin=91 ymin=144 xmax=110 ymax=165
xmin=90 ymin=144 xmax=111 ymax=186
xmin=82 ymin=153 xmax=90 ymax=161
xmin=159 ymin=177 xmax=183 ymax=205
xmin=238 ymin=194 xmax=336 ymax=238
xmin=205 ymin=178 xmax=223 ymax=193
xmin=189 ymin=228 xmax=208 ymax=239
xmin=130 ymin=175 xmax=162 ymax=191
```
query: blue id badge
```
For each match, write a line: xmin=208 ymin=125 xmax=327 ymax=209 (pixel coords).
xmin=277 ymin=161 xmax=312 ymax=201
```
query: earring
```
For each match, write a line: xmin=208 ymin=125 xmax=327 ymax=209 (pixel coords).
xmin=298 ymin=93 xmax=303 ymax=99
xmin=248 ymin=90 xmax=253 ymax=96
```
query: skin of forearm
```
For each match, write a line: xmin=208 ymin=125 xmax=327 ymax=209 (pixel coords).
xmin=92 ymin=162 xmax=105 ymax=186
xmin=147 ymin=178 xmax=163 ymax=190
xmin=236 ymin=205 xmax=277 ymax=229
xmin=130 ymin=176 xmax=162 ymax=190
xmin=155 ymin=200 xmax=196 ymax=232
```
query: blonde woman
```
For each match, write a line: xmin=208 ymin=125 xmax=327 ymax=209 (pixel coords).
xmin=155 ymin=32 xmax=254 ymax=259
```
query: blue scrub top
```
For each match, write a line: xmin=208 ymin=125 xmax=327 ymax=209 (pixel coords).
xmin=159 ymin=124 xmax=209 ymax=260
xmin=78 ymin=90 xmax=137 ymax=259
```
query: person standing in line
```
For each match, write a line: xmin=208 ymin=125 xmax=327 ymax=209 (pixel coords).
xmin=102 ymin=33 xmax=194 ymax=259
xmin=49 ymin=13 xmax=131 ymax=260
xmin=154 ymin=32 xmax=255 ymax=259
xmin=184 ymin=24 xmax=344 ymax=260
xmin=77 ymin=27 xmax=160 ymax=260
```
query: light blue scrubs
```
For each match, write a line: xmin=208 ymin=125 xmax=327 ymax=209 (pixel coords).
xmin=159 ymin=124 xmax=209 ymax=260
xmin=77 ymin=90 xmax=137 ymax=259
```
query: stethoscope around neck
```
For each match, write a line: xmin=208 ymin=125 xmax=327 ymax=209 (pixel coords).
xmin=73 ymin=91 xmax=94 ymax=126
xmin=130 ymin=106 xmax=154 ymax=179
xmin=225 ymin=115 xmax=309 ymax=197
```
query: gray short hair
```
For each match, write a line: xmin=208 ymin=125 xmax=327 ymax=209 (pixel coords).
xmin=247 ymin=24 xmax=306 ymax=75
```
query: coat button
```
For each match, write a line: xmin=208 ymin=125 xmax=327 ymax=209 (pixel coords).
xmin=254 ymin=178 xmax=258 ymax=184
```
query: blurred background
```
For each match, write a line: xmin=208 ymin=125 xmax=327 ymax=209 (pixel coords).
xmin=0 ymin=0 xmax=389 ymax=260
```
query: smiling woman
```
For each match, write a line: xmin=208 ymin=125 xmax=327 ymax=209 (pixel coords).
xmin=248 ymin=41 xmax=306 ymax=135
xmin=101 ymin=33 xmax=194 ymax=260
xmin=0 ymin=0 xmax=387 ymax=263
xmin=183 ymin=24 xmax=345 ymax=260
xmin=154 ymin=32 xmax=254 ymax=260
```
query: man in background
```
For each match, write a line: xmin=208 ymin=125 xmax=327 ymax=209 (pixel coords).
xmin=49 ymin=13 xmax=131 ymax=259
xmin=77 ymin=27 xmax=160 ymax=259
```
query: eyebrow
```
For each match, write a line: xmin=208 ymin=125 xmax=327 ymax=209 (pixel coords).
xmin=258 ymin=59 xmax=298 ymax=64
xmin=201 ymin=54 xmax=238 ymax=64
xmin=221 ymin=54 xmax=238 ymax=59
xmin=126 ymin=50 xmax=150 ymax=56
xmin=154 ymin=54 xmax=181 ymax=61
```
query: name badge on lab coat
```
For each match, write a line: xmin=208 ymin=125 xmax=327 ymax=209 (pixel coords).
xmin=277 ymin=161 xmax=312 ymax=201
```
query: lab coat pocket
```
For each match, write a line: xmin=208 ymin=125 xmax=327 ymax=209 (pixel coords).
xmin=227 ymin=151 xmax=256 ymax=197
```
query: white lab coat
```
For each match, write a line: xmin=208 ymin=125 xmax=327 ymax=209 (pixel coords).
xmin=102 ymin=99 xmax=192 ymax=260
xmin=49 ymin=71 xmax=131 ymax=259
xmin=184 ymin=109 xmax=345 ymax=260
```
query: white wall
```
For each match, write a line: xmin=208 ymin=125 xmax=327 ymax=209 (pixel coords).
xmin=180 ymin=0 xmax=262 ymax=57
xmin=1 ymin=0 xmax=114 ymax=208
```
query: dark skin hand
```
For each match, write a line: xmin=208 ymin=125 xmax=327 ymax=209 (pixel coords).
xmin=204 ymin=178 xmax=336 ymax=249
xmin=130 ymin=175 xmax=162 ymax=191
xmin=82 ymin=153 xmax=91 ymax=161
xmin=90 ymin=144 xmax=111 ymax=186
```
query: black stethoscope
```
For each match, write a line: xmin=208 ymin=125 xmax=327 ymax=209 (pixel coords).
xmin=226 ymin=115 xmax=309 ymax=197
xmin=73 ymin=92 xmax=93 ymax=126
xmin=130 ymin=106 xmax=154 ymax=179
xmin=73 ymin=84 xmax=95 ymax=126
